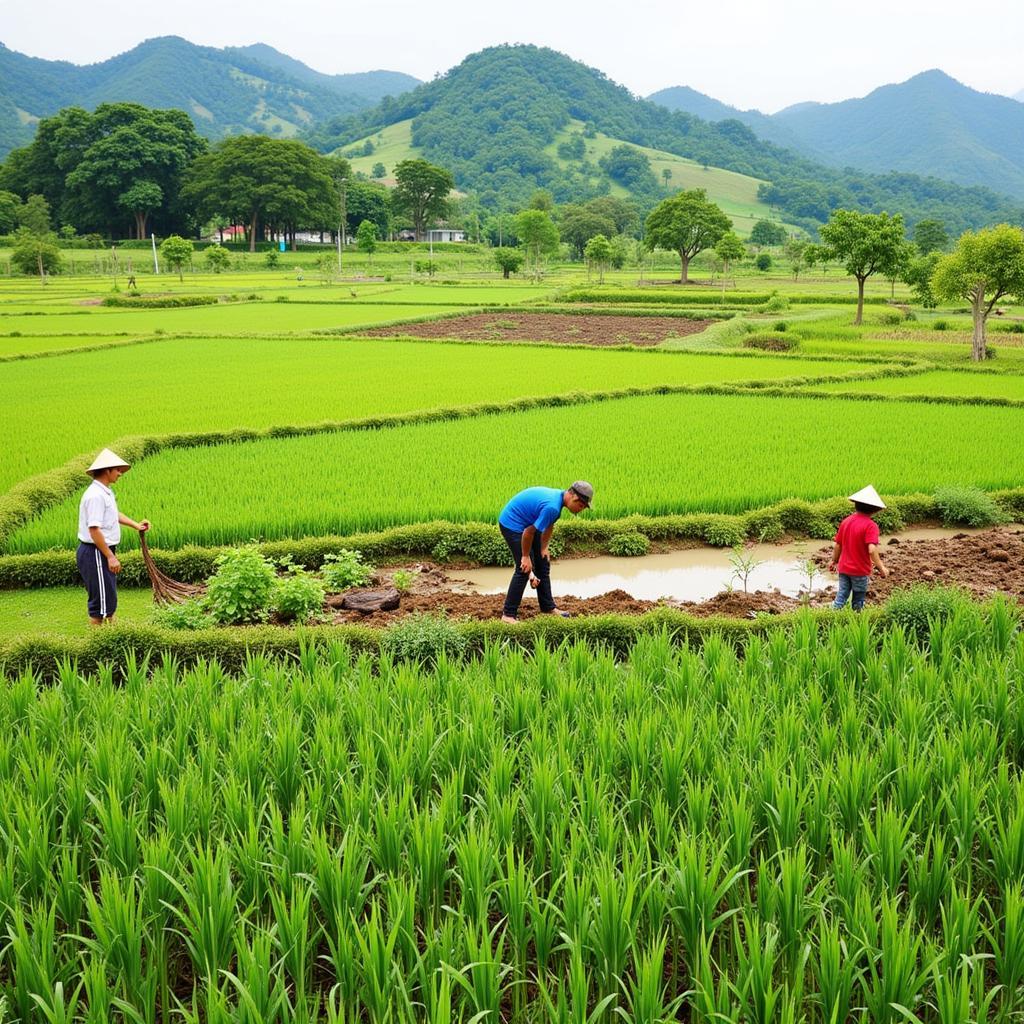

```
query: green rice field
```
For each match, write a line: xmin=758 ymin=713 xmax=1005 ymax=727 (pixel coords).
xmin=13 ymin=390 xmax=1023 ymax=551
xmin=817 ymin=368 xmax=1024 ymax=400
xmin=1 ymin=610 xmax=1023 ymax=1021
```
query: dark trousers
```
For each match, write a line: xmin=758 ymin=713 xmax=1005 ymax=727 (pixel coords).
xmin=77 ymin=542 xmax=118 ymax=619
xmin=500 ymin=524 xmax=555 ymax=617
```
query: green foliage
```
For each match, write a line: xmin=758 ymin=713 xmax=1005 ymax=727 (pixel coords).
xmin=391 ymin=158 xmax=453 ymax=239
xmin=203 ymin=545 xmax=277 ymax=624
xmin=391 ymin=569 xmax=416 ymax=592
xmin=598 ymin=144 xmax=659 ymax=194
xmin=644 ymin=189 xmax=731 ymax=282
xmin=514 ymin=208 xmax=559 ymax=266
xmin=270 ymin=564 xmax=326 ymax=622
xmin=903 ymin=251 xmax=942 ymax=307
xmin=755 ymin=253 xmax=772 ymax=271
xmin=882 ymin=584 xmax=975 ymax=641
xmin=264 ymin=249 xmax=280 ymax=268
xmin=202 ymin=244 xmax=231 ymax=273
xmin=492 ymin=246 xmax=523 ymax=278
xmin=151 ymin=598 xmax=214 ymax=630
xmin=17 ymin=193 xmax=52 ymax=235
xmin=607 ymin=531 xmax=650 ymax=556
xmin=749 ymin=219 xmax=788 ymax=246
xmin=934 ymin=486 xmax=1008 ymax=527
xmin=100 ymin=293 xmax=219 ymax=308
xmin=10 ymin=232 xmax=62 ymax=276
xmin=355 ymin=218 xmax=378 ymax=258
xmin=583 ymin=233 xmax=612 ymax=282
xmin=913 ymin=218 xmax=949 ymax=255
xmin=379 ymin=611 xmax=469 ymax=663
xmin=320 ymin=548 xmax=374 ymax=590
xmin=715 ymin=231 xmax=746 ymax=269
xmin=371 ymin=161 xmax=386 ymax=178
xmin=744 ymin=332 xmax=797 ymax=351
xmin=159 ymin=235 xmax=194 ymax=280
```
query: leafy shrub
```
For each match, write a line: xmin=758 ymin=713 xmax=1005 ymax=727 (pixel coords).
xmin=432 ymin=525 xmax=513 ymax=565
xmin=321 ymin=549 xmax=373 ymax=590
xmin=995 ymin=321 xmax=1024 ymax=334
xmin=704 ymin=518 xmax=746 ymax=547
xmin=755 ymin=254 xmax=772 ymax=272
xmin=380 ymin=612 xmax=468 ymax=664
xmin=271 ymin=566 xmax=326 ymax=622
xmin=11 ymin=236 xmax=63 ymax=276
xmin=934 ymin=486 xmax=1007 ymax=527
xmin=878 ymin=311 xmax=904 ymax=326
xmin=101 ymin=294 xmax=218 ymax=308
xmin=773 ymin=321 xmax=788 ymax=332
xmin=744 ymin=332 xmax=798 ymax=352
xmin=608 ymin=532 xmax=650 ymax=557
xmin=264 ymin=250 xmax=280 ymax=269
xmin=391 ymin=569 xmax=416 ymax=592
xmin=204 ymin=546 xmax=276 ymax=624
xmin=151 ymin=599 xmax=214 ymax=630
xmin=932 ymin=320 xmax=949 ymax=331
xmin=883 ymin=585 xmax=973 ymax=642
xmin=203 ymin=245 xmax=232 ymax=273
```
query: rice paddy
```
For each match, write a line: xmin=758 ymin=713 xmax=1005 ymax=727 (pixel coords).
xmin=1 ymin=609 xmax=1023 ymax=1021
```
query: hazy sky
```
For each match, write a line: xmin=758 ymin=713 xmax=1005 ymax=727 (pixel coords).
xmin=3 ymin=0 xmax=1022 ymax=112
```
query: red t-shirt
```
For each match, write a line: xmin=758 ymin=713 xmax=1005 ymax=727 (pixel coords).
xmin=834 ymin=512 xmax=880 ymax=576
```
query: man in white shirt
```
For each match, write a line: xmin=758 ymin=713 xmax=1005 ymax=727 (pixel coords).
xmin=77 ymin=448 xmax=151 ymax=625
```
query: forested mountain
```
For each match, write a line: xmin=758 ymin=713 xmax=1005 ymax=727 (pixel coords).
xmin=646 ymin=86 xmax=806 ymax=152
xmin=775 ymin=71 xmax=1024 ymax=200
xmin=0 ymin=38 xmax=419 ymax=157
xmin=309 ymin=45 xmax=1023 ymax=232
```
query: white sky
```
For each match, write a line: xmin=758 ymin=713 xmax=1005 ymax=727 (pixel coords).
xmin=2 ymin=0 xmax=1022 ymax=112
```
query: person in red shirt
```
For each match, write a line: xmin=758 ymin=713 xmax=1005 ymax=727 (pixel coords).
xmin=830 ymin=485 xmax=890 ymax=610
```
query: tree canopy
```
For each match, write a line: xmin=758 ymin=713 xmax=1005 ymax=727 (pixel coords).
xmin=644 ymin=189 xmax=731 ymax=283
xmin=932 ymin=224 xmax=1024 ymax=361
xmin=391 ymin=159 xmax=453 ymax=241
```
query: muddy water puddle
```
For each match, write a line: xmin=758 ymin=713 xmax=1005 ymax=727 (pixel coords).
xmin=451 ymin=527 xmax=986 ymax=604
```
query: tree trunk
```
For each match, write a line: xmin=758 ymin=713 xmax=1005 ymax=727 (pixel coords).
xmin=679 ymin=251 xmax=690 ymax=284
xmin=249 ymin=214 xmax=258 ymax=253
xmin=971 ymin=289 xmax=987 ymax=362
xmin=503 ymin=267 xmax=510 ymax=279
xmin=135 ymin=211 xmax=147 ymax=240
xmin=854 ymin=277 xmax=866 ymax=325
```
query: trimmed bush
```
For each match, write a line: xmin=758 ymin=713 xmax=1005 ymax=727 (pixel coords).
xmin=608 ymin=532 xmax=651 ymax=557
xmin=934 ymin=486 xmax=1007 ymax=527
xmin=100 ymin=294 xmax=225 ymax=308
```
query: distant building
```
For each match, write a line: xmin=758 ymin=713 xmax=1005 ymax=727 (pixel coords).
xmin=427 ymin=228 xmax=466 ymax=243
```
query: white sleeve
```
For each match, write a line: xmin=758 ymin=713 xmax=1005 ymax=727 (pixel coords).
xmin=83 ymin=493 xmax=105 ymax=528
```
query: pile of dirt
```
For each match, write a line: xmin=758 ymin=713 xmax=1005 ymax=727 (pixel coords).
xmin=812 ymin=526 xmax=1024 ymax=605
xmin=680 ymin=589 xmax=805 ymax=618
xmin=362 ymin=312 xmax=714 ymax=346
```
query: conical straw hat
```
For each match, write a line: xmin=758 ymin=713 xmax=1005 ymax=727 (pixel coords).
xmin=848 ymin=484 xmax=886 ymax=509
xmin=86 ymin=448 xmax=130 ymax=474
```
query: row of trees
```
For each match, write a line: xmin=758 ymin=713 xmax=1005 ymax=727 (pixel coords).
xmin=0 ymin=103 xmax=460 ymax=249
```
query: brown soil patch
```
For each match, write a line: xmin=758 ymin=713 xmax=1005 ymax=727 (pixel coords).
xmin=324 ymin=528 xmax=1024 ymax=625
xmin=362 ymin=312 xmax=714 ymax=346
xmin=812 ymin=526 xmax=1024 ymax=605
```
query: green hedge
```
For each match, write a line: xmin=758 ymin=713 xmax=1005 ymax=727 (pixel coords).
xmin=564 ymin=289 xmax=892 ymax=307
xmin=5 ymin=488 xmax=1019 ymax=590
xmin=101 ymin=294 xmax=222 ymax=308
xmin=0 ymin=607 xmax=866 ymax=679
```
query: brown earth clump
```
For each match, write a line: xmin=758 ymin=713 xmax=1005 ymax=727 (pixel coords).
xmin=362 ymin=312 xmax=714 ymax=346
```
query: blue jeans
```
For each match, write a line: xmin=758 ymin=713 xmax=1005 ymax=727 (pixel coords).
xmin=833 ymin=573 xmax=869 ymax=611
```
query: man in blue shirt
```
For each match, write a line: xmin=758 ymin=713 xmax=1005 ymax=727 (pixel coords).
xmin=498 ymin=481 xmax=593 ymax=622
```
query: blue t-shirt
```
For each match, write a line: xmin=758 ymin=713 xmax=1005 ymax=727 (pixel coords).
xmin=499 ymin=487 xmax=565 ymax=533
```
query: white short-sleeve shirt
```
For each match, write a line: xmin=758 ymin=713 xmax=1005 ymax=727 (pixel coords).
xmin=78 ymin=480 xmax=121 ymax=545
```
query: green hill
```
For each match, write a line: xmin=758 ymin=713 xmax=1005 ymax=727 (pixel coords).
xmin=775 ymin=71 xmax=1024 ymax=201
xmin=0 ymin=37 xmax=419 ymax=156
xmin=312 ymin=45 xmax=1024 ymax=232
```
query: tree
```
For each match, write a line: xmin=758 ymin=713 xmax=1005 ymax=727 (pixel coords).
xmin=559 ymin=205 xmax=616 ymax=258
xmin=714 ymin=231 xmax=746 ymax=278
xmin=356 ymin=219 xmax=378 ymax=267
xmin=0 ymin=190 xmax=21 ymax=234
xmin=203 ymin=244 xmax=231 ymax=273
xmin=755 ymin=253 xmax=772 ymax=272
xmin=662 ymin=168 xmax=672 ymax=188
xmin=18 ymin=194 xmax=52 ymax=235
xmin=584 ymin=233 xmax=613 ymax=284
xmin=784 ymin=238 xmax=807 ymax=280
xmin=118 ymin=181 xmax=163 ymax=240
xmin=932 ymin=224 xmax=1024 ymax=361
xmin=392 ymin=159 xmax=453 ymax=241
xmin=11 ymin=232 xmax=62 ymax=277
xmin=160 ymin=235 xmax=194 ymax=281
xmin=608 ymin=235 xmax=630 ymax=270
xmin=184 ymin=136 xmax=334 ymax=252
xmin=493 ymin=247 xmax=524 ymax=279
xmin=514 ymin=209 xmax=560 ymax=272
xmin=371 ymin=162 xmax=387 ymax=179
xmin=644 ymin=189 xmax=731 ymax=284
xmin=818 ymin=209 xmax=911 ymax=325
xmin=528 ymin=189 xmax=555 ymax=212
xmin=913 ymin=218 xmax=949 ymax=255
xmin=902 ymin=251 xmax=941 ymax=308
xmin=749 ymin=219 xmax=788 ymax=247
xmin=584 ymin=196 xmax=640 ymax=237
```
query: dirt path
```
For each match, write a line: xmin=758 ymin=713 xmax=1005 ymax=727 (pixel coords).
xmin=325 ymin=527 xmax=1023 ymax=624
xmin=362 ymin=312 xmax=714 ymax=346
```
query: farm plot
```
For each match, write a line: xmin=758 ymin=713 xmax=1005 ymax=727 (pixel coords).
xmin=0 ymin=342 xmax=878 ymax=492
xmin=0 ymin=615 xmax=1022 ymax=1020
xmin=815 ymin=368 xmax=1024 ymax=401
xmin=15 ymin=391 xmax=1024 ymax=551
xmin=362 ymin=311 xmax=717 ymax=346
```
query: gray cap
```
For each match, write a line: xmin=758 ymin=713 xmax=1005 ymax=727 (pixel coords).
xmin=569 ymin=480 xmax=594 ymax=506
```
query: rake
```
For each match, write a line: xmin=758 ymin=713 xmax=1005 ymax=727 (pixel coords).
xmin=140 ymin=532 xmax=205 ymax=605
